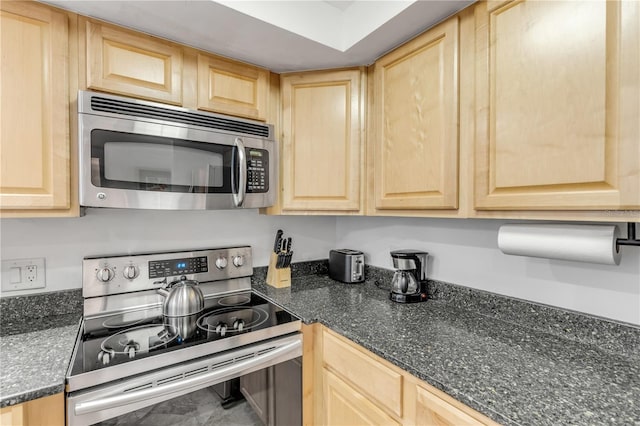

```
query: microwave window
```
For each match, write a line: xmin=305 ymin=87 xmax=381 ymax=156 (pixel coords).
xmin=91 ymin=130 xmax=233 ymax=193
xmin=104 ymin=142 xmax=223 ymax=189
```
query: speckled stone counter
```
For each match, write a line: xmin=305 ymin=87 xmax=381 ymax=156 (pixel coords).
xmin=252 ymin=267 xmax=640 ymax=426
xmin=0 ymin=290 xmax=82 ymax=408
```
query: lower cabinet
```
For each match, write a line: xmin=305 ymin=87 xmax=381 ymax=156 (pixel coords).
xmin=0 ymin=393 xmax=64 ymax=426
xmin=314 ymin=326 xmax=498 ymax=426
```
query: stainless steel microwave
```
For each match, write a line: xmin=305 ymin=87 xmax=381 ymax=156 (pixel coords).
xmin=78 ymin=90 xmax=277 ymax=210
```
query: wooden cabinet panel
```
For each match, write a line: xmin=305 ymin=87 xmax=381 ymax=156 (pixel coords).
xmin=0 ymin=1 xmax=70 ymax=210
xmin=0 ymin=393 xmax=64 ymax=426
xmin=373 ymin=17 xmax=459 ymax=211
xmin=322 ymin=328 xmax=402 ymax=418
xmin=281 ymin=69 xmax=363 ymax=212
xmin=0 ymin=403 xmax=23 ymax=426
xmin=197 ymin=54 xmax=268 ymax=120
xmin=415 ymin=384 xmax=484 ymax=426
xmin=85 ymin=19 xmax=183 ymax=105
xmin=323 ymin=369 xmax=401 ymax=426
xmin=474 ymin=0 xmax=640 ymax=210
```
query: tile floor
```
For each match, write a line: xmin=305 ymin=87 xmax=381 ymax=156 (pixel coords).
xmin=96 ymin=386 xmax=263 ymax=426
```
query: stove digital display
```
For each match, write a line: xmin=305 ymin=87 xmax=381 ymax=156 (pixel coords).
xmin=148 ymin=256 xmax=208 ymax=278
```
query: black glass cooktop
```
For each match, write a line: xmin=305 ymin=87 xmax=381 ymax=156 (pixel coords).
xmin=68 ymin=291 xmax=298 ymax=377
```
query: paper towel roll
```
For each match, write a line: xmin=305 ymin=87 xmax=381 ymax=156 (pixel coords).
xmin=497 ymin=224 xmax=621 ymax=265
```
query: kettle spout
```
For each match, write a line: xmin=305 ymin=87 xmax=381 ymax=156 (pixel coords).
xmin=156 ymin=288 xmax=170 ymax=298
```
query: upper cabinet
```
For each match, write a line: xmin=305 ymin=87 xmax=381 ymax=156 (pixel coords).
xmin=278 ymin=69 xmax=365 ymax=213
xmin=371 ymin=17 xmax=460 ymax=214
xmin=81 ymin=18 xmax=270 ymax=121
xmin=0 ymin=1 xmax=74 ymax=215
xmin=473 ymin=0 xmax=640 ymax=212
xmin=197 ymin=54 xmax=269 ymax=121
xmin=84 ymin=18 xmax=183 ymax=105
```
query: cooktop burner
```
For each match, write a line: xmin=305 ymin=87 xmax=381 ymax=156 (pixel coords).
xmin=69 ymin=291 xmax=297 ymax=377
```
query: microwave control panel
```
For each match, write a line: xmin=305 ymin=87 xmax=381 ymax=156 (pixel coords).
xmin=246 ymin=149 xmax=269 ymax=193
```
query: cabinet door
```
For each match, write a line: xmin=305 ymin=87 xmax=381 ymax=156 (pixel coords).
xmin=197 ymin=54 xmax=268 ymax=120
xmin=0 ymin=403 xmax=24 ymax=426
xmin=0 ymin=1 xmax=70 ymax=210
xmin=281 ymin=69 xmax=363 ymax=212
xmin=85 ymin=19 xmax=183 ymax=105
xmin=0 ymin=393 xmax=64 ymax=426
xmin=323 ymin=369 xmax=401 ymax=426
xmin=474 ymin=0 xmax=640 ymax=210
xmin=373 ymin=17 xmax=459 ymax=211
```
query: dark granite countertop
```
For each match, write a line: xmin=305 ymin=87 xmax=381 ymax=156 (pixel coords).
xmin=252 ymin=267 xmax=640 ymax=426
xmin=0 ymin=290 xmax=82 ymax=408
xmin=1 ymin=271 xmax=638 ymax=425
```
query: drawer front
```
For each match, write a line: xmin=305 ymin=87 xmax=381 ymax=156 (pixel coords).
xmin=322 ymin=329 xmax=403 ymax=418
xmin=416 ymin=384 xmax=485 ymax=426
xmin=324 ymin=369 xmax=401 ymax=426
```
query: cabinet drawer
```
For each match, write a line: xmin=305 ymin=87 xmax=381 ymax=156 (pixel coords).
xmin=415 ymin=384 xmax=488 ymax=426
xmin=322 ymin=329 xmax=403 ymax=418
xmin=324 ymin=369 xmax=401 ymax=426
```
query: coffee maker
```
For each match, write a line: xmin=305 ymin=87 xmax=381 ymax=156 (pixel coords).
xmin=389 ymin=250 xmax=428 ymax=303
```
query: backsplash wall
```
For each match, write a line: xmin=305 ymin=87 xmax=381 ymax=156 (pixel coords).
xmin=2 ymin=211 xmax=638 ymax=326
xmin=0 ymin=208 xmax=336 ymax=297
xmin=335 ymin=217 xmax=640 ymax=326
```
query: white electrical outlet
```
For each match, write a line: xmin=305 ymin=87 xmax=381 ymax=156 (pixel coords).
xmin=1 ymin=258 xmax=46 ymax=291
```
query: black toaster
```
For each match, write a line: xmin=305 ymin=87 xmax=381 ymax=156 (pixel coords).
xmin=329 ymin=249 xmax=365 ymax=283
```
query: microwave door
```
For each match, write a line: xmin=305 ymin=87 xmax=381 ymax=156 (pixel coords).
xmin=82 ymin=124 xmax=238 ymax=210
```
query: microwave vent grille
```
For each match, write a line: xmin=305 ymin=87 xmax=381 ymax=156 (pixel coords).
xmin=90 ymin=96 xmax=270 ymax=138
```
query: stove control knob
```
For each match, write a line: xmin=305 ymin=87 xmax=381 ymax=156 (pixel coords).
xmin=123 ymin=265 xmax=139 ymax=280
xmin=232 ymin=255 xmax=244 ymax=267
xmin=215 ymin=322 xmax=228 ymax=337
xmin=215 ymin=257 xmax=228 ymax=270
xmin=96 ymin=267 xmax=115 ymax=283
xmin=233 ymin=319 xmax=244 ymax=332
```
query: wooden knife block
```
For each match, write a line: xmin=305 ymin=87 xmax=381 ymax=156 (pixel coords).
xmin=266 ymin=252 xmax=291 ymax=288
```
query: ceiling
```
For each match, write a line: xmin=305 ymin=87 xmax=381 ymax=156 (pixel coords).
xmin=41 ymin=0 xmax=475 ymax=73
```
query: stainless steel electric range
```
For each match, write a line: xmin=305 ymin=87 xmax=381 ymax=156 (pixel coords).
xmin=66 ymin=247 xmax=302 ymax=426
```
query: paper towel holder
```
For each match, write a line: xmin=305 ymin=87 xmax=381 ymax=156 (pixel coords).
xmin=616 ymin=222 xmax=640 ymax=251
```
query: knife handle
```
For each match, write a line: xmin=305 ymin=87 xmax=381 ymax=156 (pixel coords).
xmin=273 ymin=229 xmax=283 ymax=253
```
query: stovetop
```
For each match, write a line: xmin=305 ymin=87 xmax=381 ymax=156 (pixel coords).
xmin=68 ymin=291 xmax=298 ymax=380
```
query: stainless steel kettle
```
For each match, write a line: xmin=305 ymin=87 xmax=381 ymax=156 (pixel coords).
xmin=157 ymin=279 xmax=205 ymax=317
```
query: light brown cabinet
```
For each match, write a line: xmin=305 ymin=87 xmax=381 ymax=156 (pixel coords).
xmin=0 ymin=1 xmax=75 ymax=216
xmin=278 ymin=69 xmax=365 ymax=214
xmin=84 ymin=18 xmax=183 ymax=105
xmin=311 ymin=325 xmax=497 ymax=426
xmin=197 ymin=54 xmax=269 ymax=121
xmin=82 ymin=18 xmax=271 ymax=121
xmin=370 ymin=17 xmax=460 ymax=215
xmin=472 ymin=0 xmax=640 ymax=213
xmin=323 ymin=369 xmax=401 ymax=426
xmin=0 ymin=393 xmax=64 ymax=426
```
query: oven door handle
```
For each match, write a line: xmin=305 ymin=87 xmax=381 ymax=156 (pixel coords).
xmin=231 ymin=137 xmax=246 ymax=207
xmin=73 ymin=338 xmax=301 ymax=416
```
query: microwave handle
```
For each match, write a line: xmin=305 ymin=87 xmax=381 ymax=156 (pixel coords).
xmin=232 ymin=137 xmax=246 ymax=207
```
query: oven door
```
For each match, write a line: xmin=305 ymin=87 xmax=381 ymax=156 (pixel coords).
xmin=66 ymin=333 xmax=301 ymax=426
xmin=79 ymin=113 xmax=275 ymax=210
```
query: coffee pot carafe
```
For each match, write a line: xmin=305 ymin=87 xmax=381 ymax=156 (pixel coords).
xmin=389 ymin=250 xmax=428 ymax=303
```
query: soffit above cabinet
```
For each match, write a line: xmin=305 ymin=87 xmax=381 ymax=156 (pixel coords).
xmin=39 ymin=0 xmax=474 ymax=72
